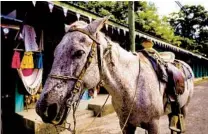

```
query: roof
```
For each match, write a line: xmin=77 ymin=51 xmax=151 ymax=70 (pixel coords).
xmin=51 ymin=1 xmax=208 ymax=61
xmin=1 ymin=1 xmax=207 ymax=61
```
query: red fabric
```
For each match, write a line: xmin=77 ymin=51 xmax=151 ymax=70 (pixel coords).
xmin=22 ymin=69 xmax=33 ymax=76
xmin=11 ymin=51 xmax=21 ymax=68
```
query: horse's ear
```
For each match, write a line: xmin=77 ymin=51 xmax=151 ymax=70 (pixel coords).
xmin=86 ymin=16 xmax=109 ymax=35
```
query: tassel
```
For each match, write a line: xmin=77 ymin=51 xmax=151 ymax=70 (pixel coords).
xmin=35 ymin=53 xmax=43 ymax=69
xmin=11 ymin=51 xmax=21 ymax=68
xmin=20 ymin=52 xmax=34 ymax=69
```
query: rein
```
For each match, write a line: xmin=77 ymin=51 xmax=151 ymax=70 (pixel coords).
xmin=121 ymin=55 xmax=141 ymax=133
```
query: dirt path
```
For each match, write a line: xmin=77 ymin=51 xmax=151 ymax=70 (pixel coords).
xmin=62 ymin=81 xmax=208 ymax=134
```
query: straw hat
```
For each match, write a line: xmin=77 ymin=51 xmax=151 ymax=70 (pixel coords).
xmin=142 ymin=39 xmax=154 ymax=49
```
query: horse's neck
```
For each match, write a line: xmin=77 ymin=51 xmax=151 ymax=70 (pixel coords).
xmin=101 ymin=41 xmax=141 ymax=98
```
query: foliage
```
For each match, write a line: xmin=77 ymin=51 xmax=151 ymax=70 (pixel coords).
xmin=169 ymin=5 xmax=208 ymax=56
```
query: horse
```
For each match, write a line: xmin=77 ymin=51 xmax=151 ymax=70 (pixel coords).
xmin=36 ymin=17 xmax=194 ymax=134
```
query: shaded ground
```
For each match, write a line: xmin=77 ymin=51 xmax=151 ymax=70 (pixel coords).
xmin=62 ymin=81 xmax=208 ymax=134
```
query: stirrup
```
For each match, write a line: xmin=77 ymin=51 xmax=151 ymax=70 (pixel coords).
xmin=178 ymin=114 xmax=186 ymax=133
xmin=169 ymin=115 xmax=181 ymax=132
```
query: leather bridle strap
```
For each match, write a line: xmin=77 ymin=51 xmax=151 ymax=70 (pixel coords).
xmin=49 ymin=75 xmax=78 ymax=80
xmin=69 ymin=27 xmax=103 ymax=80
xmin=96 ymin=33 xmax=103 ymax=78
xmin=68 ymin=27 xmax=100 ymax=45
xmin=69 ymin=41 xmax=97 ymax=94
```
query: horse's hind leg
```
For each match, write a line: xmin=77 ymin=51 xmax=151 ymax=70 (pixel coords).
xmin=147 ymin=118 xmax=160 ymax=134
xmin=181 ymin=105 xmax=187 ymax=118
xmin=119 ymin=121 xmax=136 ymax=134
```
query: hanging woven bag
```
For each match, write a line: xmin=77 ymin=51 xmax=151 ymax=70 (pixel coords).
xmin=35 ymin=53 xmax=43 ymax=69
xmin=20 ymin=51 xmax=34 ymax=69
xmin=11 ymin=51 xmax=21 ymax=68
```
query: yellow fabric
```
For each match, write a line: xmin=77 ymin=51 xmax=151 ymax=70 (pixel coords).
xmin=142 ymin=42 xmax=153 ymax=48
xmin=20 ymin=52 xmax=34 ymax=69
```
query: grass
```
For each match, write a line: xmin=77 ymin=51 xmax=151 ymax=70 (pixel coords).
xmin=194 ymin=77 xmax=208 ymax=86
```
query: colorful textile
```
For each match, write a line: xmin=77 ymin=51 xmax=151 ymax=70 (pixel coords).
xmin=20 ymin=52 xmax=34 ymax=69
xmin=17 ymin=69 xmax=43 ymax=95
xmin=21 ymin=25 xmax=39 ymax=51
xmin=35 ymin=53 xmax=43 ymax=69
xmin=22 ymin=69 xmax=33 ymax=76
xmin=11 ymin=51 xmax=21 ymax=68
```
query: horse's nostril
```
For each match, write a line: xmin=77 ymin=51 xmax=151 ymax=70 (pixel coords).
xmin=47 ymin=103 xmax=58 ymax=121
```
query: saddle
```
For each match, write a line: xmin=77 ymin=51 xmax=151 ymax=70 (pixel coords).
xmin=139 ymin=49 xmax=192 ymax=95
xmin=139 ymin=47 xmax=193 ymax=133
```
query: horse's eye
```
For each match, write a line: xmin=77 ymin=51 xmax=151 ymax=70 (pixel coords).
xmin=56 ymin=83 xmax=62 ymax=89
xmin=73 ymin=50 xmax=85 ymax=59
xmin=80 ymin=37 xmax=86 ymax=43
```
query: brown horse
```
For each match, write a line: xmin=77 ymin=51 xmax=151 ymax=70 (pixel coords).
xmin=36 ymin=17 xmax=194 ymax=134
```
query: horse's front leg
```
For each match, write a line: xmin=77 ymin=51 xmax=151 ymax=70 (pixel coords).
xmin=147 ymin=118 xmax=160 ymax=134
xmin=119 ymin=121 xmax=136 ymax=134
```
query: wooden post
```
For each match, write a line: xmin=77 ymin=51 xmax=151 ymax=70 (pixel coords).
xmin=128 ymin=1 xmax=135 ymax=52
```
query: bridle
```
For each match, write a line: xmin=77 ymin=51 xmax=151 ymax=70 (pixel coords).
xmin=49 ymin=26 xmax=102 ymax=98
xmin=48 ymin=27 xmax=104 ymax=131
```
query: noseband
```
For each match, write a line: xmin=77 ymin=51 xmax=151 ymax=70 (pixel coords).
xmin=49 ymin=27 xmax=103 ymax=109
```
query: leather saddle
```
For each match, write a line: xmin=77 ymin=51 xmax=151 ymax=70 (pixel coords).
xmin=139 ymin=49 xmax=192 ymax=95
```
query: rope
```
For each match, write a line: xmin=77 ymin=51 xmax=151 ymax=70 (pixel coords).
xmin=121 ymin=58 xmax=141 ymax=134
xmin=72 ymin=104 xmax=77 ymax=134
xmin=77 ymin=94 xmax=110 ymax=134
xmin=72 ymin=90 xmax=85 ymax=134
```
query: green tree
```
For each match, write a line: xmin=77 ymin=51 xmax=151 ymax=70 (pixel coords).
xmin=169 ymin=5 xmax=208 ymax=56
xmin=135 ymin=3 xmax=181 ymax=46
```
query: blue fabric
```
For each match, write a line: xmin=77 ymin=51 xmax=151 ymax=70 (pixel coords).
xmin=15 ymin=83 xmax=24 ymax=113
xmin=81 ymin=90 xmax=91 ymax=100
xmin=149 ymin=58 xmax=157 ymax=70
xmin=35 ymin=53 xmax=43 ymax=69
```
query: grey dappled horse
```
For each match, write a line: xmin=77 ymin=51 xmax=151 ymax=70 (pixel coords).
xmin=36 ymin=17 xmax=194 ymax=134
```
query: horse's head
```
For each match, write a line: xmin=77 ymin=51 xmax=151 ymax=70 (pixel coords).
xmin=36 ymin=17 xmax=108 ymax=125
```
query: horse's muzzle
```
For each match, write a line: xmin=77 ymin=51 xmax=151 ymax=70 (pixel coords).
xmin=36 ymin=100 xmax=68 ymax=125
xmin=36 ymin=99 xmax=58 ymax=122
xmin=46 ymin=103 xmax=58 ymax=121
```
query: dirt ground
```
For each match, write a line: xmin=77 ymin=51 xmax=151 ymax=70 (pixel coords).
xmin=62 ymin=81 xmax=208 ymax=134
